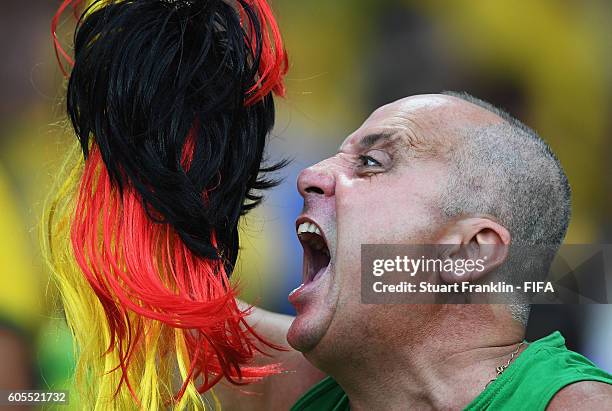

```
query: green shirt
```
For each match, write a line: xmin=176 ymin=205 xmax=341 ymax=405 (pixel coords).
xmin=291 ymin=331 xmax=612 ymax=411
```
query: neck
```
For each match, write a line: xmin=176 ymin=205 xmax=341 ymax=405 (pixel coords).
xmin=321 ymin=306 xmax=526 ymax=410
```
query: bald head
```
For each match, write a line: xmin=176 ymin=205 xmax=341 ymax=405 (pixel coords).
xmin=359 ymin=93 xmax=509 ymax=161
xmin=364 ymin=92 xmax=570 ymax=324
xmin=440 ymin=92 xmax=571 ymax=323
xmin=359 ymin=92 xmax=570 ymax=247
xmin=436 ymin=91 xmax=571 ymax=245
xmin=288 ymin=91 xmax=570 ymax=366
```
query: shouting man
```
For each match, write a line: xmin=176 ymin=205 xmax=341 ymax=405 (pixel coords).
xmin=216 ymin=93 xmax=612 ymax=410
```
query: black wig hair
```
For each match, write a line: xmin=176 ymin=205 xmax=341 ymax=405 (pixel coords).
xmin=47 ymin=0 xmax=289 ymax=405
xmin=66 ymin=0 xmax=288 ymax=270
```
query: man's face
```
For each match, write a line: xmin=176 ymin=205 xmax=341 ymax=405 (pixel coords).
xmin=287 ymin=95 xmax=457 ymax=359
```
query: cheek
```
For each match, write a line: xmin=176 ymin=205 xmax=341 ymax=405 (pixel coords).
xmin=336 ymin=174 xmax=437 ymax=245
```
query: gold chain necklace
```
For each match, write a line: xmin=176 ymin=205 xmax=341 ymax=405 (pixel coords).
xmin=485 ymin=341 xmax=527 ymax=388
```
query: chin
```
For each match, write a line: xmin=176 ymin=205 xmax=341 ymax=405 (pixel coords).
xmin=287 ymin=308 xmax=330 ymax=353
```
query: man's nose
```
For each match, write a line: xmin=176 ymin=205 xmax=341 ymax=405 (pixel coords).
xmin=297 ymin=160 xmax=335 ymax=198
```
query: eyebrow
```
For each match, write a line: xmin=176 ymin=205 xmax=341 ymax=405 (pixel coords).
xmin=338 ymin=130 xmax=408 ymax=153
xmin=357 ymin=131 xmax=402 ymax=151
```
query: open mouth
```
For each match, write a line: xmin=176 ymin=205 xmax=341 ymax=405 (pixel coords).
xmin=297 ymin=221 xmax=331 ymax=284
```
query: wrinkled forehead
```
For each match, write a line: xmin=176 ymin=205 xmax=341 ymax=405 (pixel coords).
xmin=339 ymin=94 xmax=504 ymax=154
xmin=340 ymin=95 xmax=454 ymax=154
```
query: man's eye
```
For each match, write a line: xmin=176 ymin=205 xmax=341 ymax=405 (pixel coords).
xmin=359 ymin=155 xmax=382 ymax=167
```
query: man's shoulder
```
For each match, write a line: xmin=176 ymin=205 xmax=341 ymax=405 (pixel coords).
xmin=547 ymin=380 xmax=612 ymax=411
xmin=476 ymin=332 xmax=612 ymax=410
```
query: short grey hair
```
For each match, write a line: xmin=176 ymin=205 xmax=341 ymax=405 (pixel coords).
xmin=440 ymin=91 xmax=571 ymax=325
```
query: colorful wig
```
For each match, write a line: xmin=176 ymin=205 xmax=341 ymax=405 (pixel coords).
xmin=43 ymin=0 xmax=288 ymax=409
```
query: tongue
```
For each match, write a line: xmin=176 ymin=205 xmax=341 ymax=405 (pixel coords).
xmin=311 ymin=265 xmax=327 ymax=283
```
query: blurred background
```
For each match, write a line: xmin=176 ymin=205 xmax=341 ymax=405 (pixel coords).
xmin=0 ymin=0 xmax=610 ymax=402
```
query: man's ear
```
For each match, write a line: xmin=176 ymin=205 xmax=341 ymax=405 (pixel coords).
xmin=437 ymin=217 xmax=510 ymax=284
